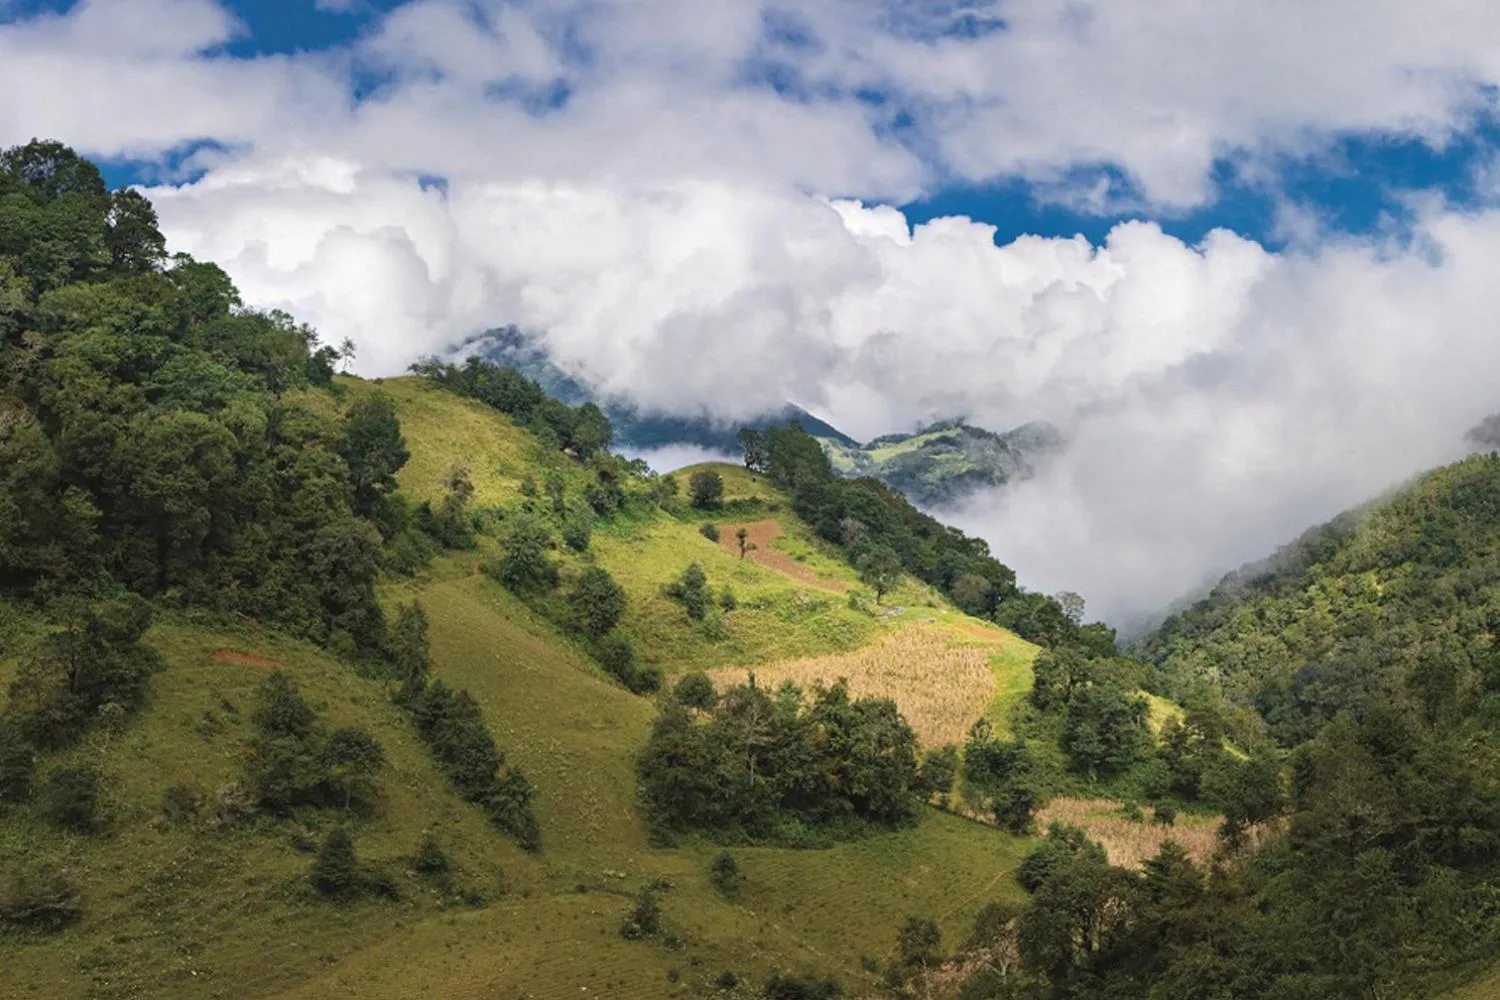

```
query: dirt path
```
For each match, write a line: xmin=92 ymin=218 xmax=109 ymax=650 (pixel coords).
xmin=716 ymin=519 xmax=848 ymax=593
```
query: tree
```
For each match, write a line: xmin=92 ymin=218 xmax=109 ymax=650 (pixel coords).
xmin=1061 ymin=685 xmax=1150 ymax=778
xmin=251 ymin=671 xmax=317 ymax=739
xmin=669 ymin=563 xmax=712 ymax=620
xmin=1055 ymin=590 xmax=1086 ymax=625
xmin=710 ymin=850 xmax=744 ymax=897
xmin=857 ymin=545 xmax=902 ymax=604
xmin=897 ymin=915 xmax=942 ymax=973
xmin=322 ymin=727 xmax=385 ymax=809
xmin=738 ymin=428 xmax=766 ymax=472
xmin=570 ymin=402 xmax=612 ymax=459
xmin=0 ymin=725 xmax=36 ymax=807
xmin=312 ymin=827 xmax=359 ymax=899
xmin=339 ymin=393 xmax=409 ymax=517
xmin=674 ymin=671 xmax=717 ymax=711
xmin=951 ymin=572 xmax=997 ymax=618
xmin=736 ymin=526 xmax=752 ymax=559
xmin=568 ymin=566 xmax=627 ymax=638
xmin=494 ymin=515 xmax=558 ymax=592
xmin=916 ymin=744 xmax=959 ymax=798
xmin=105 ymin=188 xmax=166 ymax=273
xmin=561 ymin=512 xmax=591 ymax=552
xmin=338 ymin=337 xmax=356 ymax=373
xmin=388 ymin=602 xmax=431 ymax=700
xmin=544 ymin=468 xmax=567 ymax=513
xmin=689 ymin=469 xmax=724 ymax=509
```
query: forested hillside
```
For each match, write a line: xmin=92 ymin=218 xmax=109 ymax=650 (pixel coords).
xmin=3 ymin=141 xmax=1500 ymax=1000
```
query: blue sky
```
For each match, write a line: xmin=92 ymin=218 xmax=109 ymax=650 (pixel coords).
xmin=10 ymin=0 xmax=1500 ymax=622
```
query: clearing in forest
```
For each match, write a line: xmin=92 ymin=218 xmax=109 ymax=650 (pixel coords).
xmin=1034 ymin=797 xmax=1222 ymax=869
xmin=715 ymin=519 xmax=849 ymax=592
xmin=706 ymin=625 xmax=1002 ymax=748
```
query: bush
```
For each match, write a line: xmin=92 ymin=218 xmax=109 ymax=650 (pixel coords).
xmin=667 ymin=563 xmax=711 ymax=620
xmin=1017 ymin=823 xmax=1107 ymax=893
xmin=561 ymin=514 xmax=592 ymax=553
xmin=710 ymin=850 xmax=744 ymax=897
xmin=0 ymin=862 xmax=82 ymax=932
xmin=620 ymin=886 xmax=662 ymax=939
xmin=41 ymin=766 xmax=102 ymax=833
xmin=412 ymin=833 xmax=450 ymax=875
xmin=492 ymin=515 xmax=558 ymax=592
xmin=916 ymin=745 xmax=959 ymax=797
xmin=674 ymin=671 xmax=717 ymax=711
xmin=629 ymin=663 xmax=664 ymax=695
xmin=699 ymin=522 xmax=720 ymax=542
xmin=312 ymin=827 xmax=360 ymax=899
xmin=763 ymin=973 xmax=842 ymax=999
xmin=719 ymin=586 xmax=738 ymax=611
xmin=689 ymin=470 xmax=724 ymax=509
xmin=1153 ymin=800 xmax=1178 ymax=826
xmin=569 ymin=567 xmax=627 ymax=638
xmin=0 ymin=725 xmax=36 ymax=807
xmin=161 ymin=783 xmax=203 ymax=825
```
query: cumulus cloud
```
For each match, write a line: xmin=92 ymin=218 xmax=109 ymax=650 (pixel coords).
xmin=8 ymin=0 xmax=1500 ymax=625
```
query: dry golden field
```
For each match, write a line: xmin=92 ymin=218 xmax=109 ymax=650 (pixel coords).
xmin=707 ymin=625 xmax=1004 ymax=748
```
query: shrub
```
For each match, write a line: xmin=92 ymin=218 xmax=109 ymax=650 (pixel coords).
xmin=1017 ymin=822 xmax=1107 ymax=893
xmin=1153 ymin=800 xmax=1178 ymax=826
xmin=569 ymin=567 xmax=627 ymax=638
xmin=620 ymin=886 xmax=662 ymax=939
xmin=689 ymin=470 xmax=724 ymax=509
xmin=41 ymin=766 xmax=102 ymax=833
xmin=0 ymin=862 xmax=82 ymax=932
xmin=0 ymin=725 xmax=36 ymax=807
xmin=667 ymin=563 xmax=711 ymax=620
xmin=699 ymin=522 xmax=720 ymax=542
xmin=916 ymin=745 xmax=959 ymax=797
xmin=492 ymin=515 xmax=558 ymax=592
xmin=762 ymin=973 xmax=842 ymax=999
xmin=709 ymin=850 xmax=743 ymax=897
xmin=412 ymin=833 xmax=450 ymax=875
xmin=719 ymin=585 xmax=737 ymax=611
xmin=628 ymin=663 xmax=664 ymax=695
xmin=312 ymin=827 xmax=360 ymax=899
xmin=561 ymin=514 xmax=591 ymax=553
xmin=161 ymin=783 xmax=203 ymax=825
xmin=674 ymin=671 xmax=717 ymax=711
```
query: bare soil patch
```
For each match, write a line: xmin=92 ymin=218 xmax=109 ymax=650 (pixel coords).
xmin=716 ymin=519 xmax=847 ymax=592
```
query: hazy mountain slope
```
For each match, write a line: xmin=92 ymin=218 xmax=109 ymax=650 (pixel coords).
xmin=820 ymin=418 xmax=1065 ymax=508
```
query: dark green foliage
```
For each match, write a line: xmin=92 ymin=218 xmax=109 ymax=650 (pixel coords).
xmin=963 ymin=721 xmax=1041 ymax=835
xmin=689 ymin=469 xmax=724 ymax=509
xmin=638 ymin=679 xmax=920 ymax=841
xmin=965 ymin=900 xmax=1022 ymax=951
xmin=857 ymin=544 xmax=902 ymax=603
xmin=339 ymin=392 xmax=409 ymax=518
xmin=561 ymin=513 xmax=591 ymax=552
xmin=1203 ymin=745 xmax=1286 ymax=843
xmin=161 ymin=783 xmax=203 ymax=825
xmin=0 ymin=142 xmax=393 ymax=656
xmin=409 ymin=681 xmax=539 ymax=850
xmin=667 ymin=562 xmax=711 ymax=620
xmin=674 ymin=670 xmax=717 ymax=711
xmin=915 ymin=744 xmax=958 ymax=797
xmin=595 ymin=633 xmax=659 ymax=693
xmin=568 ymin=567 xmax=626 ymax=638
xmin=6 ymin=596 xmax=161 ymax=748
xmin=244 ymin=672 xmax=385 ymax=813
xmin=1153 ymin=800 xmax=1177 ymax=826
xmin=411 ymin=833 xmax=449 ymax=875
xmin=311 ymin=827 xmax=359 ymax=900
xmin=719 ymin=585 xmax=737 ymax=611
xmin=409 ymin=356 xmax=615 ymax=460
xmin=709 ymin=850 xmax=743 ymax=897
xmin=492 ymin=514 xmax=558 ymax=592
xmin=762 ymin=973 xmax=842 ymax=999
xmin=1017 ymin=823 xmax=1108 ymax=893
xmin=0 ymin=722 xmax=36 ymax=807
xmin=896 ymin=915 xmax=942 ymax=970
xmin=1061 ymin=685 xmax=1150 ymax=777
xmin=619 ymin=886 xmax=662 ymax=939
xmin=387 ymin=602 xmax=431 ymax=700
xmin=41 ymin=765 xmax=102 ymax=833
xmin=0 ymin=861 xmax=82 ymax=933
xmin=699 ymin=522 xmax=720 ymax=542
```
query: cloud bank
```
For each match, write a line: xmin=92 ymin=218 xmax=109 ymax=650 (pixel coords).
xmin=7 ymin=0 xmax=1500 ymax=624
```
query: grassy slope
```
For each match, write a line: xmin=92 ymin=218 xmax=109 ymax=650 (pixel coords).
xmin=2 ymin=376 xmax=1038 ymax=999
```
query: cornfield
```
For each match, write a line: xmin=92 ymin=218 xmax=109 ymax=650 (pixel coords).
xmin=706 ymin=626 xmax=997 ymax=748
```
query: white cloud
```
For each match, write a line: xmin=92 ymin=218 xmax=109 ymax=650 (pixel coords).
xmin=9 ymin=0 xmax=1500 ymax=625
